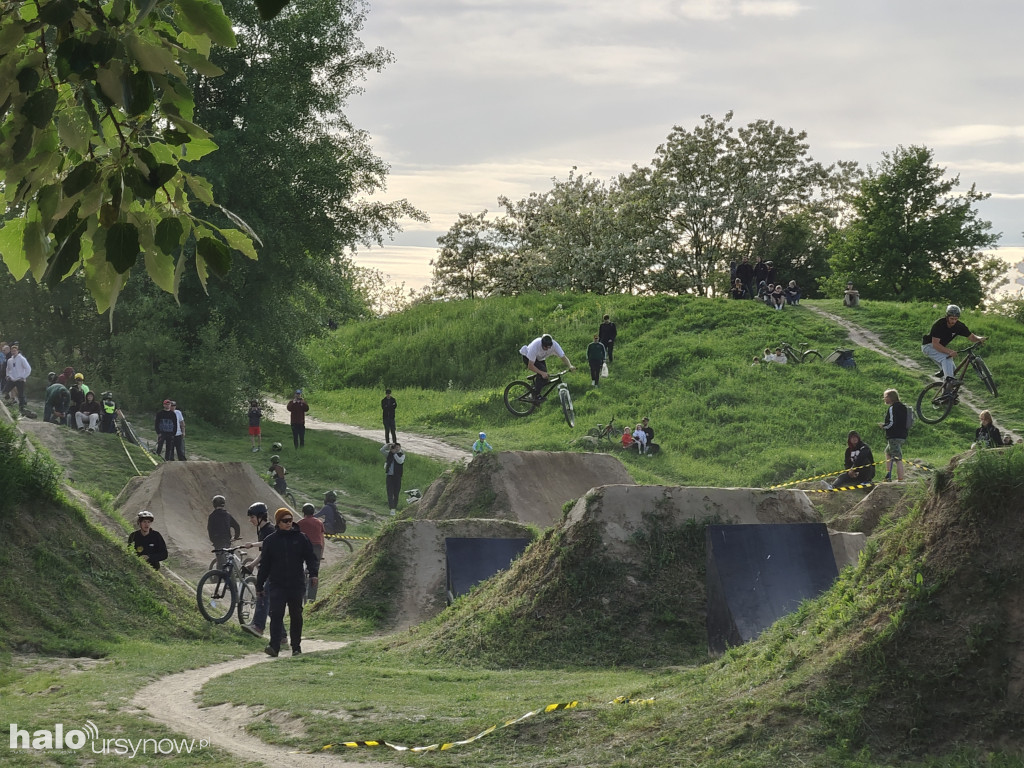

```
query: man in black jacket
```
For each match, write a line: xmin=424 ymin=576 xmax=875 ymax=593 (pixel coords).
xmin=256 ymin=508 xmax=318 ymax=657
xmin=878 ymin=389 xmax=908 ymax=482
xmin=823 ymin=431 xmax=875 ymax=490
xmin=598 ymin=315 xmax=617 ymax=364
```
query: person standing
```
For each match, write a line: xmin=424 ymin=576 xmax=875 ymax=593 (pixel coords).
xmin=100 ymin=391 xmax=117 ymax=433
xmin=381 ymin=388 xmax=397 ymax=444
xmin=248 ymin=400 xmax=263 ymax=452
xmin=586 ymin=334 xmax=606 ymax=387
xmin=207 ymin=494 xmax=241 ymax=567
xmin=823 ymin=431 xmax=876 ymax=490
xmin=878 ymin=389 xmax=908 ymax=482
xmin=256 ymin=507 xmax=318 ymax=657
xmin=172 ymin=400 xmax=186 ymax=460
xmin=241 ymin=502 xmax=278 ymax=639
xmin=287 ymin=389 xmax=309 ymax=448
xmin=296 ymin=504 xmax=325 ymax=602
xmin=155 ymin=399 xmax=178 ymax=460
xmin=735 ymin=256 xmax=754 ymax=300
xmin=381 ymin=442 xmax=405 ymax=515
xmin=518 ymin=334 xmax=575 ymax=400
xmin=4 ymin=343 xmax=31 ymax=413
xmin=752 ymin=257 xmax=768 ymax=295
xmin=921 ymin=305 xmax=986 ymax=395
xmin=598 ymin=315 xmax=617 ymax=364
xmin=128 ymin=511 xmax=168 ymax=570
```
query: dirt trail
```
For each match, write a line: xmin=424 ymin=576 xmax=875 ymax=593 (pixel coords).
xmin=806 ymin=305 xmax=1019 ymax=442
xmin=131 ymin=640 xmax=387 ymax=768
xmin=266 ymin=398 xmax=470 ymax=464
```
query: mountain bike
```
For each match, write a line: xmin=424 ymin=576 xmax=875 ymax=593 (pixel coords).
xmin=196 ymin=545 xmax=257 ymax=624
xmin=916 ymin=341 xmax=997 ymax=425
xmin=587 ymin=416 xmax=618 ymax=442
xmin=503 ymin=370 xmax=575 ymax=427
xmin=779 ymin=341 xmax=822 ymax=364
xmin=266 ymin=475 xmax=297 ymax=509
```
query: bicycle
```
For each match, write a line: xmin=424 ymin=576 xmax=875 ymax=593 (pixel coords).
xmin=587 ymin=416 xmax=618 ymax=442
xmin=916 ymin=341 xmax=997 ymax=424
xmin=266 ymin=475 xmax=297 ymax=509
xmin=779 ymin=341 xmax=822 ymax=364
xmin=503 ymin=369 xmax=575 ymax=427
xmin=196 ymin=544 xmax=258 ymax=624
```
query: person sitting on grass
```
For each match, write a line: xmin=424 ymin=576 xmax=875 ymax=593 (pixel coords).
xmin=972 ymin=410 xmax=1002 ymax=450
xmin=621 ymin=427 xmax=634 ymax=450
xmin=632 ymin=423 xmax=649 ymax=455
xmin=822 ymin=431 xmax=876 ymax=490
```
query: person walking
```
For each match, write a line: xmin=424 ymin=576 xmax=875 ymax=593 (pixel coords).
xmin=598 ymin=315 xmax=617 ymax=364
xmin=256 ymin=508 xmax=318 ymax=657
xmin=287 ymin=389 xmax=309 ymax=448
xmin=586 ymin=334 xmax=607 ymax=387
xmin=248 ymin=400 xmax=263 ymax=452
xmin=381 ymin=388 xmax=397 ymax=444
xmin=296 ymin=504 xmax=325 ymax=602
xmin=4 ymin=343 xmax=31 ymax=414
xmin=381 ymin=442 xmax=405 ymax=515
xmin=128 ymin=511 xmax=168 ymax=570
xmin=878 ymin=389 xmax=908 ymax=482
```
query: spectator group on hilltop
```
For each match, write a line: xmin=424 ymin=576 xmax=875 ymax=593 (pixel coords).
xmin=729 ymin=256 xmax=802 ymax=308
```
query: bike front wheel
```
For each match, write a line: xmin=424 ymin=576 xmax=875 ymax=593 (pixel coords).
xmin=973 ymin=358 xmax=998 ymax=397
xmin=196 ymin=570 xmax=237 ymax=623
xmin=559 ymin=387 xmax=575 ymax=428
xmin=237 ymin=576 xmax=258 ymax=625
xmin=801 ymin=350 xmax=823 ymax=362
xmin=504 ymin=381 xmax=539 ymax=416
xmin=916 ymin=381 xmax=954 ymax=425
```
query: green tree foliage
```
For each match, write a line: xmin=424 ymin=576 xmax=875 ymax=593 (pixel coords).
xmin=0 ymin=0 xmax=260 ymax=314
xmin=826 ymin=145 xmax=1003 ymax=305
xmin=431 ymin=210 xmax=501 ymax=299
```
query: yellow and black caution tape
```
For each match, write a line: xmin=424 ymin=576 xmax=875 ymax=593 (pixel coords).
xmin=324 ymin=533 xmax=373 ymax=541
xmin=806 ymin=482 xmax=876 ymax=494
xmin=321 ymin=696 xmax=653 ymax=754
xmin=768 ymin=461 xmax=886 ymax=489
xmin=905 ymin=459 xmax=933 ymax=472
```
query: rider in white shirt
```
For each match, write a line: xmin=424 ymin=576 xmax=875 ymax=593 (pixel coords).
xmin=519 ymin=334 xmax=575 ymax=399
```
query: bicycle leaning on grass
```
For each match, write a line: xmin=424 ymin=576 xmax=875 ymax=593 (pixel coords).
xmin=503 ymin=369 xmax=575 ymax=427
xmin=196 ymin=545 xmax=258 ymax=625
xmin=779 ymin=341 xmax=822 ymax=364
xmin=916 ymin=341 xmax=997 ymax=425
xmin=587 ymin=416 xmax=618 ymax=442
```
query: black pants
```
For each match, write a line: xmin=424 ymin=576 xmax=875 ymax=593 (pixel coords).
xmin=383 ymin=416 xmax=396 ymax=444
xmin=602 ymin=340 xmax=614 ymax=363
xmin=268 ymin=585 xmax=305 ymax=652
xmin=175 ymin=434 xmax=186 ymax=460
xmin=522 ymin=355 xmax=547 ymax=398
xmin=158 ymin=431 xmax=175 ymax=460
xmin=386 ymin=473 xmax=402 ymax=509
xmin=291 ymin=423 xmax=305 ymax=448
xmin=589 ymin=360 xmax=603 ymax=385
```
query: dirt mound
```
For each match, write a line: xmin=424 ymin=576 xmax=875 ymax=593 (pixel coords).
xmin=313 ymin=518 xmax=536 ymax=630
xmin=414 ymin=450 xmax=634 ymax=526
xmin=828 ymin=482 xmax=915 ymax=534
xmin=116 ymin=462 xmax=290 ymax=581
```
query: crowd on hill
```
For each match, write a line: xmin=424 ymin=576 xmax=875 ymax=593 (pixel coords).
xmin=729 ymin=256 xmax=802 ymax=307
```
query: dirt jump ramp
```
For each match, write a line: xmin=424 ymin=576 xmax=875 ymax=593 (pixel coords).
xmin=116 ymin=461 xmax=291 ymax=580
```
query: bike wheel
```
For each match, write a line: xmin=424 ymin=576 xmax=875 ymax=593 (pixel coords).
xmin=559 ymin=387 xmax=575 ymax=428
xmin=503 ymin=381 xmax=539 ymax=416
xmin=801 ymin=350 xmax=823 ymax=362
xmin=973 ymin=358 xmax=998 ymax=397
xmin=284 ymin=490 xmax=297 ymax=509
xmin=196 ymin=570 xmax=237 ymax=623
xmin=237 ymin=576 xmax=258 ymax=625
xmin=916 ymin=381 xmax=954 ymax=425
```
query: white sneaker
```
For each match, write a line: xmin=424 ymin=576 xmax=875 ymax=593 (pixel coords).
xmin=820 ymin=480 xmax=833 ymax=490
xmin=389 ymin=508 xmax=396 ymax=515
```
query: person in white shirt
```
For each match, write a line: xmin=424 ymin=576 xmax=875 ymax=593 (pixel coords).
xmin=519 ymin=334 xmax=575 ymax=400
xmin=4 ymin=343 xmax=31 ymax=411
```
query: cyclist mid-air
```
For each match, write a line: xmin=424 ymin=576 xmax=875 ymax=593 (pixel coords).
xmin=519 ymin=334 xmax=575 ymax=401
xmin=921 ymin=305 xmax=986 ymax=395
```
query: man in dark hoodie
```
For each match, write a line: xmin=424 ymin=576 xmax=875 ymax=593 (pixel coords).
xmin=207 ymin=494 xmax=241 ymax=567
xmin=155 ymin=399 xmax=178 ymax=460
xmin=256 ymin=507 xmax=318 ymax=657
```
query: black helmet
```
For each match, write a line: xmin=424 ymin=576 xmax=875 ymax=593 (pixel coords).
xmin=247 ymin=502 xmax=268 ymax=521
xmin=212 ymin=494 xmax=226 ymax=508
xmin=302 ymin=503 xmax=316 ymax=516
xmin=324 ymin=490 xmax=338 ymax=502
xmin=541 ymin=334 xmax=553 ymax=348
xmin=945 ymin=304 xmax=961 ymax=317
xmin=270 ymin=455 xmax=280 ymax=464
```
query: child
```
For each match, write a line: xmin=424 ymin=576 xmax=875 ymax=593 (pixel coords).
xmin=632 ymin=423 xmax=649 ymax=455
xmin=472 ymin=432 xmax=493 ymax=454
xmin=248 ymin=400 xmax=262 ymax=452
xmin=621 ymin=427 xmax=634 ymax=450
xmin=268 ymin=455 xmax=287 ymax=494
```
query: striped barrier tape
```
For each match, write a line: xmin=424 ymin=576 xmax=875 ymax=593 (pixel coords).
xmin=321 ymin=696 xmax=653 ymax=753
xmin=806 ymin=482 xmax=876 ymax=494
xmin=768 ymin=461 xmax=887 ymax=489
xmin=324 ymin=534 xmax=373 ymax=541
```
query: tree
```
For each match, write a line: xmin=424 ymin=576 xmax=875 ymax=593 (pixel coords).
xmin=0 ymin=0 xmax=260 ymax=314
xmin=431 ymin=211 xmax=501 ymax=299
xmin=826 ymin=145 xmax=1003 ymax=305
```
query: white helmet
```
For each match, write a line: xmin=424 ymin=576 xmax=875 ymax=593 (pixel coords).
xmin=945 ymin=304 xmax=961 ymax=317
xmin=137 ymin=511 xmax=154 ymax=521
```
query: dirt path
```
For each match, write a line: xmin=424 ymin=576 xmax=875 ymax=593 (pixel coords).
xmin=265 ymin=399 xmax=471 ymax=463
xmin=131 ymin=640 xmax=387 ymax=768
xmin=806 ymin=305 xmax=1019 ymax=441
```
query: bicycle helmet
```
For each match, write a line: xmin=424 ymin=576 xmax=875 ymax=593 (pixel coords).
xmin=479 ymin=432 xmax=486 ymax=439
xmin=137 ymin=510 xmax=154 ymax=521
xmin=74 ymin=373 xmax=84 ymax=381
xmin=212 ymin=494 xmax=226 ymax=507
xmin=101 ymin=391 xmax=113 ymax=399
xmin=272 ymin=442 xmax=282 ymax=452
xmin=324 ymin=490 xmax=338 ymax=502
xmin=541 ymin=334 xmax=553 ymax=348
xmin=945 ymin=304 xmax=961 ymax=317
xmin=47 ymin=372 xmax=57 ymax=382
xmin=247 ymin=502 xmax=268 ymax=520
xmin=270 ymin=455 xmax=280 ymax=464
xmin=302 ymin=503 xmax=316 ymax=516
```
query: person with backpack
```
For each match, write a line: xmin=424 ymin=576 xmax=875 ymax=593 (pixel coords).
xmin=878 ymin=388 xmax=909 ymax=482
xmin=315 ymin=490 xmax=346 ymax=534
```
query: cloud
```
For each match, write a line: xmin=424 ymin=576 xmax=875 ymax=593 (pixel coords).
xmin=925 ymin=124 xmax=1024 ymax=146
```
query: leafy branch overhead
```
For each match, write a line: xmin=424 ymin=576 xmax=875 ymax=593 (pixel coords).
xmin=0 ymin=0 xmax=293 ymax=314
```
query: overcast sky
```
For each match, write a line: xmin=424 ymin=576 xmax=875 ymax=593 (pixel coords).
xmin=345 ymin=0 xmax=1024 ymax=293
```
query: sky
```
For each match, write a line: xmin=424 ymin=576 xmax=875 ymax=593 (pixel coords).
xmin=344 ymin=0 xmax=1024 ymax=294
